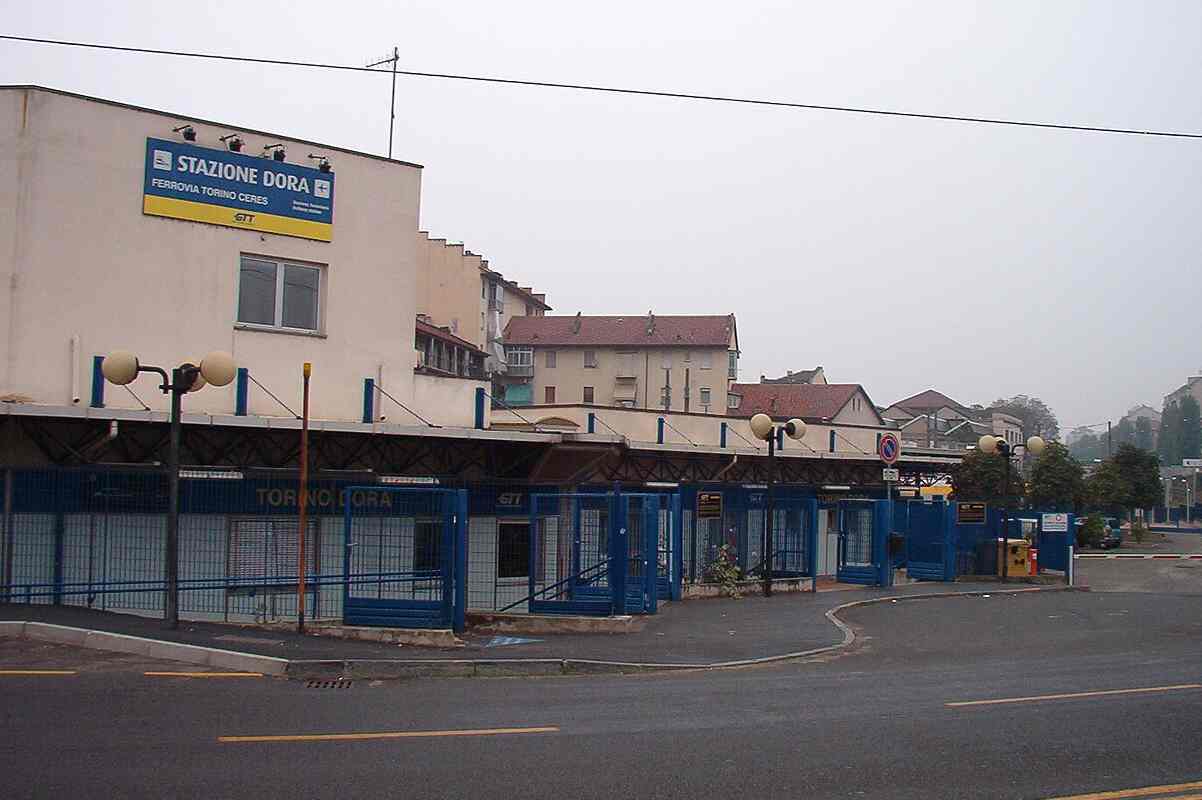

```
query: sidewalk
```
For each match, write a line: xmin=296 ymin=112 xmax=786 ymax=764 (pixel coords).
xmin=0 ymin=580 xmax=1066 ymax=678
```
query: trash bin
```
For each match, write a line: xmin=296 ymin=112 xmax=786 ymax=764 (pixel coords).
xmin=995 ymin=538 xmax=1030 ymax=576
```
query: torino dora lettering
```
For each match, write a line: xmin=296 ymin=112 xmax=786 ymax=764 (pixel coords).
xmin=255 ymin=488 xmax=394 ymax=510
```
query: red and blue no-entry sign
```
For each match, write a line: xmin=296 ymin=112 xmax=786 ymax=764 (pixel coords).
xmin=878 ymin=433 xmax=900 ymax=465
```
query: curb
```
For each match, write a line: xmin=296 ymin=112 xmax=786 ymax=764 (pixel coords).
xmin=0 ymin=621 xmax=289 ymax=676
xmin=1 ymin=586 xmax=1079 ymax=681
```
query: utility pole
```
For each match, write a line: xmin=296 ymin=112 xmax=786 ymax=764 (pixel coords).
xmin=1107 ymin=420 xmax=1112 ymax=457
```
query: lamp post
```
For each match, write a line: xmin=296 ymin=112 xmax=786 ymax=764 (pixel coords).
xmin=977 ymin=433 xmax=1046 ymax=582
xmin=749 ymin=413 xmax=806 ymax=597
xmin=101 ymin=350 xmax=236 ymax=629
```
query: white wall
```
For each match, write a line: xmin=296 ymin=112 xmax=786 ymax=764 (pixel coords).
xmin=0 ymin=88 xmax=422 ymax=423
xmin=411 ymin=373 xmax=490 ymax=428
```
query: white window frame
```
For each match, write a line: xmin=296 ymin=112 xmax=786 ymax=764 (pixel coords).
xmin=584 ymin=350 xmax=598 ymax=369
xmin=699 ymin=387 xmax=711 ymax=406
xmin=545 ymin=350 xmax=557 ymax=368
xmin=237 ymin=255 xmax=324 ymax=334
xmin=700 ymin=351 xmax=713 ymax=370
xmin=727 ymin=350 xmax=738 ymax=380
xmin=727 ymin=393 xmax=740 ymax=410
xmin=506 ymin=346 xmax=533 ymax=367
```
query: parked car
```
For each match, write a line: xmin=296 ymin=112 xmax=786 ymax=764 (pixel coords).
xmin=1100 ymin=519 xmax=1123 ymax=549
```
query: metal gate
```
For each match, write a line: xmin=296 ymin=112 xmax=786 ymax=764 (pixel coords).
xmin=836 ymin=499 xmax=891 ymax=586
xmin=905 ymin=500 xmax=956 ymax=581
xmin=522 ymin=492 xmax=664 ymax=616
xmin=771 ymin=495 xmax=818 ymax=578
xmin=342 ymin=487 xmax=466 ymax=630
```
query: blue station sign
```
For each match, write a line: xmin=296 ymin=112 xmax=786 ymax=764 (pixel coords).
xmin=142 ymin=137 xmax=335 ymax=242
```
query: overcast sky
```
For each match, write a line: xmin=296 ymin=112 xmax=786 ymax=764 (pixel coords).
xmin=3 ymin=1 xmax=1200 ymax=433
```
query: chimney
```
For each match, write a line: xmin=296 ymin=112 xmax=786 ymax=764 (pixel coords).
xmin=572 ymin=311 xmax=582 ymax=334
xmin=760 ymin=374 xmax=766 ymax=383
xmin=646 ymin=310 xmax=655 ymax=336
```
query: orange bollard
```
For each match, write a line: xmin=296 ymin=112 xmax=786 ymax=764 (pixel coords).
xmin=1029 ymin=547 xmax=1038 ymax=576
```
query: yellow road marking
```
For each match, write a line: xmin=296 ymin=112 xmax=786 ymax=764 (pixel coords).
xmin=947 ymin=683 xmax=1202 ymax=708
xmin=1044 ymin=780 xmax=1202 ymax=799
xmin=0 ymin=669 xmax=77 ymax=676
xmin=218 ymin=726 xmax=560 ymax=744
xmin=144 ymin=671 xmax=263 ymax=678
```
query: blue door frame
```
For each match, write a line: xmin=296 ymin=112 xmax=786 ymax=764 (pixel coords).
xmin=836 ymin=499 xmax=892 ymax=586
xmin=342 ymin=487 xmax=468 ymax=632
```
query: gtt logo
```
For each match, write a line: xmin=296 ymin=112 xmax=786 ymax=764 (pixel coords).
xmin=497 ymin=492 xmax=523 ymax=507
xmin=234 ymin=213 xmax=256 ymax=223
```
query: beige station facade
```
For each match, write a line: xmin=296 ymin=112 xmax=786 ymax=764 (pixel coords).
xmin=0 ymin=85 xmax=489 ymax=429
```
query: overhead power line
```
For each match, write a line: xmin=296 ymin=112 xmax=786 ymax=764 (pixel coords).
xmin=3 ymin=33 xmax=1201 ymax=140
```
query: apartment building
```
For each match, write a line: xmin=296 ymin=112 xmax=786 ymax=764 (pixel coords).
xmin=414 ymin=232 xmax=549 ymax=373
xmin=882 ymin=390 xmax=1023 ymax=451
xmin=500 ymin=313 xmax=739 ymax=411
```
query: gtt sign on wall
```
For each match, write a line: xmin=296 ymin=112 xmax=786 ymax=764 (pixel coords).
xmin=142 ymin=138 xmax=335 ymax=242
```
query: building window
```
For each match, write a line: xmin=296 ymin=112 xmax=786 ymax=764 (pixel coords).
xmin=701 ymin=352 xmax=713 ymax=370
xmin=497 ymin=522 xmax=530 ymax=579
xmin=545 ymin=386 xmax=556 ymax=404
xmin=727 ymin=394 xmax=740 ymax=410
xmin=727 ymin=351 xmax=738 ymax=380
xmin=237 ymin=255 xmax=321 ymax=332
xmin=583 ymin=386 xmax=594 ymax=403
xmin=584 ymin=350 xmax=598 ymax=368
xmin=414 ymin=520 xmax=442 ymax=572
xmin=506 ymin=346 xmax=533 ymax=367
xmin=684 ymin=351 xmax=692 ymax=362
xmin=545 ymin=350 xmax=557 ymax=368
xmin=700 ymin=387 xmax=711 ymax=407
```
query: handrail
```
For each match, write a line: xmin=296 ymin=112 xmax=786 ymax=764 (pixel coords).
xmin=495 ymin=559 xmax=611 ymax=613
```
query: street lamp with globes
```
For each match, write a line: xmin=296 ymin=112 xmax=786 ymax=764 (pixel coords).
xmin=749 ymin=413 xmax=806 ymax=597
xmin=977 ymin=433 xmax=1046 ymax=582
xmin=101 ymin=350 xmax=236 ymax=628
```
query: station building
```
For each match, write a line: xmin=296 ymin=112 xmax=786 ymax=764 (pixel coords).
xmin=0 ymin=86 xmax=963 ymax=629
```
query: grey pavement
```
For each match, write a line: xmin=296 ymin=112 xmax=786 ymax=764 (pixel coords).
xmin=3 ymin=590 xmax=1201 ymax=800
xmin=1 ymin=581 xmax=1045 ymax=667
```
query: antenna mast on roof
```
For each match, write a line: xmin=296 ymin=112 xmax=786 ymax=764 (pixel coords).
xmin=365 ymin=46 xmax=400 ymax=158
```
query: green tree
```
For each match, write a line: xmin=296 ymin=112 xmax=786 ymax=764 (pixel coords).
xmin=1087 ymin=444 xmax=1163 ymax=518
xmin=989 ymin=395 xmax=1061 ymax=441
xmin=1180 ymin=395 xmax=1201 ymax=461
xmin=951 ymin=449 xmax=1026 ymax=506
xmin=1159 ymin=400 xmax=1181 ymax=465
xmin=1134 ymin=417 xmax=1155 ymax=452
xmin=1113 ymin=443 xmax=1163 ymax=512
xmin=1085 ymin=460 xmax=1128 ymax=515
xmin=1027 ymin=442 xmax=1085 ymax=511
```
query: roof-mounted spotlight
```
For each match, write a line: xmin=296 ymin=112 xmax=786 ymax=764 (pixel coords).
xmin=172 ymin=124 xmax=197 ymax=142
xmin=263 ymin=143 xmax=286 ymax=162
xmin=308 ymin=153 xmax=332 ymax=173
xmin=219 ymin=134 xmax=244 ymax=152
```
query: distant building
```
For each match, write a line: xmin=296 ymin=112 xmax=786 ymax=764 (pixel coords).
xmin=760 ymin=367 xmax=827 ymax=385
xmin=414 ymin=232 xmax=549 ymax=375
xmin=414 ymin=317 xmax=486 ymax=379
xmin=883 ymin=389 xmax=1023 ymax=452
xmin=1164 ymin=375 xmax=1202 ymax=410
xmin=728 ymin=383 xmax=884 ymax=428
xmin=500 ymin=312 xmax=738 ymax=411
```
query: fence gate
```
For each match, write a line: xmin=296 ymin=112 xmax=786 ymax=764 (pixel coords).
xmin=770 ymin=495 xmax=818 ymax=579
xmin=836 ymin=499 xmax=891 ymax=586
xmin=342 ymin=487 xmax=466 ymax=631
xmin=526 ymin=493 xmax=614 ymax=616
xmin=905 ymin=500 xmax=956 ymax=581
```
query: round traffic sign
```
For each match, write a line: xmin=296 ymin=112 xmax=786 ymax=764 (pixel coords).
xmin=878 ymin=433 xmax=900 ymax=465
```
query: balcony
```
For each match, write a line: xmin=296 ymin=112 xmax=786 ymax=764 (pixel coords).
xmin=506 ymin=364 xmax=534 ymax=378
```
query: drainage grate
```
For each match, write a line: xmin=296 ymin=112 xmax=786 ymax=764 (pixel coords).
xmin=305 ymin=679 xmax=353 ymax=689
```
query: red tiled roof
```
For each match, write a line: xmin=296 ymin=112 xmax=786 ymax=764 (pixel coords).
xmin=890 ymin=389 xmax=967 ymax=412
xmin=729 ymin=383 xmax=877 ymax=422
xmin=504 ymin=314 xmax=736 ymax=348
xmin=416 ymin=319 xmax=486 ymax=355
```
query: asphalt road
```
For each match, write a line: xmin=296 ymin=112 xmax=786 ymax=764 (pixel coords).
xmin=3 ymin=591 xmax=1201 ymax=800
